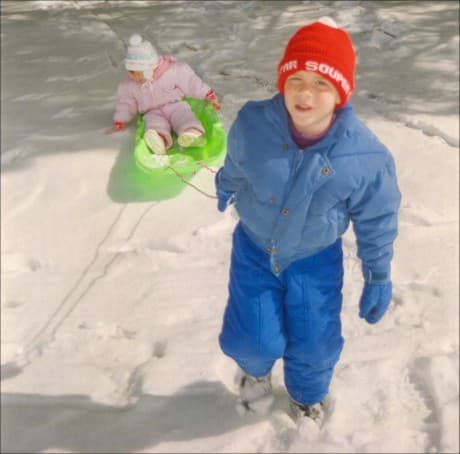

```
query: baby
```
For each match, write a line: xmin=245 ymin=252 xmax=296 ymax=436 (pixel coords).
xmin=106 ymin=34 xmax=220 ymax=155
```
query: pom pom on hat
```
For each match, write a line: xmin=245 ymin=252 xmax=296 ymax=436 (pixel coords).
xmin=317 ymin=16 xmax=338 ymax=28
xmin=125 ymin=33 xmax=159 ymax=74
xmin=277 ymin=16 xmax=356 ymax=109
xmin=129 ymin=33 xmax=143 ymax=46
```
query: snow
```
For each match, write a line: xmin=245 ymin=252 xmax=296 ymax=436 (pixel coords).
xmin=1 ymin=1 xmax=458 ymax=452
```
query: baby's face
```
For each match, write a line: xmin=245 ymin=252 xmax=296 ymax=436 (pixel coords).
xmin=128 ymin=70 xmax=146 ymax=83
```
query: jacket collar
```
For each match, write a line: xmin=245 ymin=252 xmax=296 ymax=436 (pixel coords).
xmin=139 ymin=55 xmax=177 ymax=89
xmin=152 ymin=55 xmax=176 ymax=80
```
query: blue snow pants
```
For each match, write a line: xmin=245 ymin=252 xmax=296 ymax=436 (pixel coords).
xmin=219 ymin=223 xmax=344 ymax=405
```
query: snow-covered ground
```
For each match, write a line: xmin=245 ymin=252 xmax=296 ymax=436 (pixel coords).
xmin=1 ymin=1 xmax=458 ymax=452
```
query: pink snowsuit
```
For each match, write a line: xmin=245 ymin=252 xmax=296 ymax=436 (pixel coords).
xmin=114 ymin=56 xmax=211 ymax=147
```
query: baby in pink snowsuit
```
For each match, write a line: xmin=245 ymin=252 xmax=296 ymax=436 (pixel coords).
xmin=108 ymin=34 xmax=220 ymax=155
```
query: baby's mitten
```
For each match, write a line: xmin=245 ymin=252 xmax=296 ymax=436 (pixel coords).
xmin=205 ymin=90 xmax=221 ymax=110
xmin=105 ymin=121 xmax=126 ymax=135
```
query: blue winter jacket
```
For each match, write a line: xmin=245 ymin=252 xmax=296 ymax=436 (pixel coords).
xmin=216 ymin=94 xmax=401 ymax=281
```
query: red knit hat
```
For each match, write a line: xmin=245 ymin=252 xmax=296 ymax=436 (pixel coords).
xmin=277 ymin=17 xmax=356 ymax=109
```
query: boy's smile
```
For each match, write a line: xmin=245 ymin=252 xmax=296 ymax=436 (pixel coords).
xmin=284 ymin=71 xmax=340 ymax=136
xmin=294 ymin=104 xmax=312 ymax=112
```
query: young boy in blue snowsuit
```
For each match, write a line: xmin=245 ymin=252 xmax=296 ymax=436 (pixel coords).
xmin=215 ymin=17 xmax=401 ymax=421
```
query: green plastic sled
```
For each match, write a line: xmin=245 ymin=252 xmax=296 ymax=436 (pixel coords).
xmin=133 ymin=98 xmax=226 ymax=176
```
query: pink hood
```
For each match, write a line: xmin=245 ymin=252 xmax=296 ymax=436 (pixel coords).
xmin=152 ymin=55 xmax=176 ymax=80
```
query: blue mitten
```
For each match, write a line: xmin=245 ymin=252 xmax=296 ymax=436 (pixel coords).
xmin=215 ymin=168 xmax=235 ymax=212
xmin=359 ymin=281 xmax=393 ymax=324
xmin=217 ymin=189 xmax=235 ymax=212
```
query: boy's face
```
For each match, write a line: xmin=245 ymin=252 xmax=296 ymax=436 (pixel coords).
xmin=128 ymin=70 xmax=146 ymax=83
xmin=284 ymin=71 xmax=340 ymax=136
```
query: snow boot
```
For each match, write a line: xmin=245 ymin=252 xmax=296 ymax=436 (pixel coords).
xmin=289 ymin=395 xmax=330 ymax=425
xmin=177 ymin=129 xmax=206 ymax=148
xmin=237 ymin=371 xmax=274 ymax=415
xmin=144 ymin=129 xmax=166 ymax=155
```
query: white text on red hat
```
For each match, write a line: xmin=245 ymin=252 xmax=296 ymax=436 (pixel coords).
xmin=279 ymin=60 xmax=298 ymax=74
xmin=305 ymin=61 xmax=351 ymax=95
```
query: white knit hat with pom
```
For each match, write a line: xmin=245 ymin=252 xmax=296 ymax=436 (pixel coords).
xmin=124 ymin=34 xmax=159 ymax=78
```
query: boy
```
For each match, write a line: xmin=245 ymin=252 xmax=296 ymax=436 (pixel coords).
xmin=215 ymin=17 xmax=401 ymax=422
